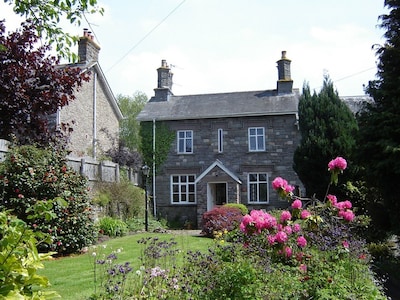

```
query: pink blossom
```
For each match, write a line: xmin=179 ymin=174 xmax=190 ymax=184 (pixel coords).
xmin=297 ymin=236 xmax=307 ymax=248
xmin=291 ymin=199 xmax=302 ymax=209
xmin=284 ymin=184 xmax=295 ymax=193
xmin=272 ymin=177 xmax=287 ymax=190
xmin=292 ymin=223 xmax=301 ymax=233
xmin=299 ymin=264 xmax=307 ymax=273
xmin=328 ymin=157 xmax=347 ymax=172
xmin=283 ymin=226 xmax=293 ymax=235
xmin=275 ymin=231 xmax=288 ymax=243
xmin=267 ymin=234 xmax=276 ymax=245
xmin=342 ymin=240 xmax=349 ymax=248
xmin=335 ymin=200 xmax=352 ymax=210
xmin=284 ymin=246 xmax=292 ymax=258
xmin=300 ymin=210 xmax=311 ymax=219
xmin=280 ymin=211 xmax=292 ymax=223
xmin=327 ymin=194 xmax=337 ymax=206
xmin=338 ymin=210 xmax=355 ymax=222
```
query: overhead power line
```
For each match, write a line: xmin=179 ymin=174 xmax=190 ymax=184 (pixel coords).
xmin=105 ymin=0 xmax=187 ymax=73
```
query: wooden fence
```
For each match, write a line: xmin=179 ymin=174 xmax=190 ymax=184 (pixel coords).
xmin=0 ymin=139 xmax=138 ymax=186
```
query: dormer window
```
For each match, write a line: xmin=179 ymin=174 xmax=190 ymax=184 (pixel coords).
xmin=177 ymin=130 xmax=193 ymax=154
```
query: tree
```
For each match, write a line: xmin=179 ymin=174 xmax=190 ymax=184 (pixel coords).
xmin=3 ymin=0 xmax=103 ymax=60
xmin=118 ymin=92 xmax=148 ymax=151
xmin=293 ymin=77 xmax=358 ymax=199
xmin=357 ymin=0 xmax=400 ymax=234
xmin=0 ymin=20 xmax=89 ymax=145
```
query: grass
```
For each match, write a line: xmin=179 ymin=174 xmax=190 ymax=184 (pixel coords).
xmin=39 ymin=231 xmax=212 ymax=300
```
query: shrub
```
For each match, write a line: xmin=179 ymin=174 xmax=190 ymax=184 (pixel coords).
xmin=93 ymin=181 xmax=144 ymax=221
xmin=0 ymin=143 xmax=96 ymax=254
xmin=97 ymin=216 xmax=128 ymax=237
xmin=0 ymin=210 xmax=59 ymax=299
xmin=201 ymin=206 xmax=243 ymax=237
xmin=223 ymin=203 xmax=248 ymax=215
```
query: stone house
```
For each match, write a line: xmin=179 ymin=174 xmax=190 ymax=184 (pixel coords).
xmin=54 ymin=29 xmax=123 ymax=159
xmin=137 ymin=51 xmax=303 ymax=228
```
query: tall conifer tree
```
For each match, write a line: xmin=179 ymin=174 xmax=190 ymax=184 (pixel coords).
xmin=357 ymin=0 xmax=400 ymax=233
xmin=294 ymin=77 xmax=358 ymax=199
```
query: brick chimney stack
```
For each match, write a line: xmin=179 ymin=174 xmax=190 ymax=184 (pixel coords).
xmin=153 ymin=59 xmax=173 ymax=101
xmin=276 ymin=51 xmax=293 ymax=94
xmin=78 ymin=28 xmax=101 ymax=63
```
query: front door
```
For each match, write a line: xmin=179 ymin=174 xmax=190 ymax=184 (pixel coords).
xmin=207 ymin=182 xmax=227 ymax=211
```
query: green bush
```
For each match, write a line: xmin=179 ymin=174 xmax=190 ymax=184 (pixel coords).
xmin=0 ymin=143 xmax=96 ymax=255
xmin=93 ymin=181 xmax=144 ymax=221
xmin=223 ymin=203 xmax=248 ymax=215
xmin=97 ymin=216 xmax=128 ymax=237
xmin=0 ymin=210 xmax=59 ymax=299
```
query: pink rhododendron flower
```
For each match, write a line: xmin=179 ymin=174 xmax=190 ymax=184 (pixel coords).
xmin=267 ymin=234 xmax=276 ymax=245
xmin=299 ymin=264 xmax=307 ymax=273
xmin=283 ymin=225 xmax=293 ymax=235
xmin=280 ymin=210 xmax=292 ymax=223
xmin=327 ymin=194 xmax=337 ymax=206
xmin=272 ymin=177 xmax=287 ymax=190
xmin=338 ymin=210 xmax=355 ymax=222
xmin=342 ymin=240 xmax=349 ymax=248
xmin=300 ymin=210 xmax=311 ymax=219
xmin=292 ymin=223 xmax=301 ymax=233
xmin=291 ymin=199 xmax=302 ymax=209
xmin=275 ymin=231 xmax=288 ymax=243
xmin=297 ymin=236 xmax=307 ymax=248
xmin=328 ymin=157 xmax=347 ymax=171
xmin=284 ymin=246 xmax=292 ymax=258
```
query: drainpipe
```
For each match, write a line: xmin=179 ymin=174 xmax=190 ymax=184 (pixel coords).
xmin=153 ymin=118 xmax=156 ymax=217
xmin=92 ymin=72 xmax=97 ymax=159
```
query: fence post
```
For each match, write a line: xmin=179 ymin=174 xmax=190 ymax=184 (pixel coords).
xmin=115 ymin=163 xmax=120 ymax=183
xmin=80 ymin=158 xmax=86 ymax=176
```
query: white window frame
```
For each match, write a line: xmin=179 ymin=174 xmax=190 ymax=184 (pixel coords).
xmin=248 ymin=127 xmax=265 ymax=152
xmin=177 ymin=130 xmax=193 ymax=154
xmin=247 ymin=173 xmax=269 ymax=203
xmin=171 ymin=174 xmax=196 ymax=204
xmin=218 ymin=128 xmax=223 ymax=153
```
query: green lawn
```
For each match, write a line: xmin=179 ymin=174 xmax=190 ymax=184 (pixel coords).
xmin=39 ymin=231 xmax=211 ymax=300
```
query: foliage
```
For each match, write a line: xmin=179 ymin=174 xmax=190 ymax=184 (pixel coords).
xmin=0 ymin=210 xmax=59 ymax=299
xmin=93 ymin=181 xmax=144 ymax=221
xmin=97 ymin=217 xmax=128 ymax=237
xmin=3 ymin=0 xmax=104 ymax=60
xmin=118 ymin=92 xmax=148 ymax=151
xmin=139 ymin=121 xmax=175 ymax=173
xmin=0 ymin=20 xmax=90 ymax=145
xmin=223 ymin=203 xmax=248 ymax=215
xmin=201 ymin=206 xmax=243 ymax=237
xmin=357 ymin=0 xmax=400 ymax=235
xmin=0 ymin=143 xmax=96 ymax=255
xmin=293 ymin=77 xmax=358 ymax=199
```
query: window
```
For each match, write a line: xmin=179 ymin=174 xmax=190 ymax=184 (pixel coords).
xmin=248 ymin=127 xmax=265 ymax=151
xmin=248 ymin=173 xmax=269 ymax=203
xmin=171 ymin=175 xmax=196 ymax=204
xmin=177 ymin=130 xmax=193 ymax=153
xmin=218 ymin=128 xmax=223 ymax=153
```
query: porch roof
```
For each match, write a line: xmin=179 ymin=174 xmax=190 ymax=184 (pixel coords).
xmin=195 ymin=159 xmax=242 ymax=184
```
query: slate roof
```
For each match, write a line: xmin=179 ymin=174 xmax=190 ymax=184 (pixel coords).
xmin=137 ymin=89 xmax=300 ymax=121
xmin=340 ymin=95 xmax=373 ymax=114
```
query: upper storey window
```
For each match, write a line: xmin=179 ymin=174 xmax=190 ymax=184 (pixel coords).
xmin=248 ymin=127 xmax=265 ymax=151
xmin=177 ymin=130 xmax=193 ymax=154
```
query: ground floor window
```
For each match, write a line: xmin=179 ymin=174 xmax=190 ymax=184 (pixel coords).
xmin=248 ymin=173 xmax=269 ymax=203
xmin=171 ymin=175 xmax=196 ymax=204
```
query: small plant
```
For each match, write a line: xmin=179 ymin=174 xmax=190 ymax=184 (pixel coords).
xmin=201 ymin=206 xmax=243 ymax=237
xmin=223 ymin=203 xmax=248 ymax=215
xmin=97 ymin=216 xmax=128 ymax=237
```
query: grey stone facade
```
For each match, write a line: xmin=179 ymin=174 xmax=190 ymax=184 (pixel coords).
xmin=59 ymin=30 xmax=123 ymax=158
xmin=137 ymin=52 xmax=303 ymax=228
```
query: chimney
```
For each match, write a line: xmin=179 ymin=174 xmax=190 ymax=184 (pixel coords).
xmin=153 ymin=59 xmax=173 ymax=101
xmin=78 ymin=28 xmax=101 ymax=63
xmin=276 ymin=51 xmax=293 ymax=94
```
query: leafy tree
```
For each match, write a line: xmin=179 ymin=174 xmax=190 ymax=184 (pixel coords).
xmin=0 ymin=143 xmax=96 ymax=255
xmin=293 ymin=77 xmax=358 ymax=199
xmin=357 ymin=0 xmax=400 ymax=234
xmin=0 ymin=20 xmax=89 ymax=145
xmin=118 ymin=91 xmax=148 ymax=151
xmin=3 ymin=0 xmax=104 ymax=60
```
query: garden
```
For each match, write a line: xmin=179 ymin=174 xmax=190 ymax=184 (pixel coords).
xmin=0 ymin=144 xmax=396 ymax=299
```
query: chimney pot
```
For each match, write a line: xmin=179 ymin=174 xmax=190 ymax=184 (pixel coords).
xmin=281 ymin=50 xmax=287 ymax=59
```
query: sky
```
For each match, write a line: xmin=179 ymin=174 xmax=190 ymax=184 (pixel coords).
xmin=1 ymin=0 xmax=387 ymax=98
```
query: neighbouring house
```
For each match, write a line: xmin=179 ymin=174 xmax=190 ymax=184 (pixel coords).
xmin=137 ymin=51 xmax=303 ymax=228
xmin=52 ymin=29 xmax=123 ymax=159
